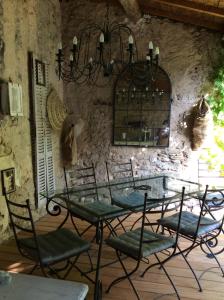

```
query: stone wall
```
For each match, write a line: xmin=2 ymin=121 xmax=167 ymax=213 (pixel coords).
xmin=0 ymin=0 xmax=62 ymax=242
xmin=61 ymin=0 xmax=222 ymax=181
xmin=0 ymin=0 xmax=4 ymax=73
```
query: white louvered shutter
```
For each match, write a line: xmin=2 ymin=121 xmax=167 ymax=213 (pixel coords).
xmin=31 ymin=55 xmax=55 ymax=205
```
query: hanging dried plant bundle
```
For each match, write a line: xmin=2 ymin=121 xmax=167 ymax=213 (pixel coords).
xmin=61 ymin=118 xmax=84 ymax=167
xmin=61 ymin=123 xmax=76 ymax=167
xmin=191 ymin=98 xmax=213 ymax=151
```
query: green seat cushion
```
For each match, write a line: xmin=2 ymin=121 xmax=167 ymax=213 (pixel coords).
xmin=111 ymin=191 xmax=158 ymax=211
xmin=70 ymin=202 xmax=126 ymax=221
xmin=105 ymin=228 xmax=175 ymax=259
xmin=19 ymin=228 xmax=90 ymax=265
xmin=69 ymin=206 xmax=99 ymax=223
xmin=159 ymin=211 xmax=221 ymax=237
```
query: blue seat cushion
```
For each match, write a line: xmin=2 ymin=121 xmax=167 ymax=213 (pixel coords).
xmin=158 ymin=211 xmax=221 ymax=237
xmin=69 ymin=202 xmax=126 ymax=222
xmin=111 ymin=191 xmax=158 ymax=211
xmin=19 ymin=228 xmax=90 ymax=265
xmin=105 ymin=228 xmax=175 ymax=259
xmin=69 ymin=205 xmax=99 ymax=223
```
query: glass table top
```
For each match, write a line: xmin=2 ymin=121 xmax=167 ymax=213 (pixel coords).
xmin=41 ymin=175 xmax=203 ymax=220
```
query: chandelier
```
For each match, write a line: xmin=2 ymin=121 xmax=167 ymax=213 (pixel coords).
xmin=56 ymin=1 xmax=160 ymax=86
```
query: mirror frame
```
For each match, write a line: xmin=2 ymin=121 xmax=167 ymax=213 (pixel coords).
xmin=113 ymin=61 xmax=172 ymax=148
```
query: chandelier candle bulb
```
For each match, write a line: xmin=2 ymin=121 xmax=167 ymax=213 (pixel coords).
xmin=99 ymin=33 xmax=104 ymax=43
xmin=69 ymin=54 xmax=74 ymax=61
xmin=155 ymin=47 xmax=160 ymax=55
xmin=73 ymin=36 xmax=78 ymax=45
xmin=58 ymin=42 xmax=62 ymax=50
xmin=146 ymin=55 xmax=151 ymax=61
xmin=89 ymin=57 xmax=93 ymax=64
xmin=128 ymin=35 xmax=134 ymax=44
xmin=149 ymin=41 xmax=153 ymax=49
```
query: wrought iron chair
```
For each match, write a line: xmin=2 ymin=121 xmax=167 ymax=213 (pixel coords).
xmin=196 ymin=188 xmax=224 ymax=256
xmin=105 ymin=187 xmax=201 ymax=300
xmin=64 ymin=163 xmax=99 ymax=201
xmin=105 ymin=159 xmax=145 ymax=231
xmin=106 ymin=160 xmax=177 ymax=232
xmin=200 ymin=189 xmax=224 ymax=215
xmin=158 ymin=185 xmax=224 ymax=288
xmin=106 ymin=159 xmax=153 ymax=198
xmin=106 ymin=159 xmax=136 ymax=194
xmin=4 ymin=194 xmax=93 ymax=282
xmin=64 ymin=163 xmax=100 ymax=236
xmin=64 ymin=163 xmax=128 ymax=238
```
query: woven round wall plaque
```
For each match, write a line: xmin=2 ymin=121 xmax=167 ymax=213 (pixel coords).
xmin=47 ymin=88 xmax=67 ymax=131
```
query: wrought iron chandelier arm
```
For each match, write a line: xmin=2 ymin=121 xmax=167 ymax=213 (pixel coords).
xmin=55 ymin=1 xmax=160 ymax=86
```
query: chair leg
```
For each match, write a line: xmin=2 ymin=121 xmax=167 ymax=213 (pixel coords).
xmin=73 ymin=264 xmax=95 ymax=284
xmin=71 ymin=217 xmax=94 ymax=271
xmin=202 ymin=238 xmax=224 ymax=277
xmin=55 ymin=208 xmax=70 ymax=229
xmin=177 ymin=245 xmax=202 ymax=292
xmin=111 ymin=214 xmax=131 ymax=232
xmin=104 ymin=219 xmax=118 ymax=237
xmin=141 ymin=250 xmax=173 ymax=277
xmin=106 ymin=251 xmax=140 ymax=299
xmin=70 ymin=214 xmax=82 ymax=236
xmin=47 ymin=265 xmax=61 ymax=278
xmin=70 ymin=213 xmax=96 ymax=238
xmin=50 ymin=260 xmax=71 ymax=275
xmin=184 ymin=241 xmax=199 ymax=258
xmin=80 ymin=224 xmax=94 ymax=237
xmin=40 ymin=264 xmax=59 ymax=278
xmin=118 ymin=252 xmax=141 ymax=300
xmin=154 ymin=253 xmax=180 ymax=300
xmin=86 ymin=251 xmax=94 ymax=271
xmin=28 ymin=263 xmax=38 ymax=274
xmin=130 ymin=214 xmax=153 ymax=231
xmin=130 ymin=215 xmax=142 ymax=230
xmin=114 ymin=217 xmax=127 ymax=232
xmin=63 ymin=256 xmax=80 ymax=279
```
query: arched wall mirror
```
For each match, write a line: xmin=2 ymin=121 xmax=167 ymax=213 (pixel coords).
xmin=113 ymin=61 xmax=172 ymax=147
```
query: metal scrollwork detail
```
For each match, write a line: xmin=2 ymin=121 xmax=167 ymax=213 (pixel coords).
xmin=46 ymin=198 xmax=62 ymax=216
xmin=200 ymin=233 xmax=224 ymax=257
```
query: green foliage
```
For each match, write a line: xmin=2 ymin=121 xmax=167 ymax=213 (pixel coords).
xmin=207 ymin=67 xmax=224 ymax=127
xmin=200 ymin=125 xmax=224 ymax=172
xmin=200 ymin=50 xmax=224 ymax=173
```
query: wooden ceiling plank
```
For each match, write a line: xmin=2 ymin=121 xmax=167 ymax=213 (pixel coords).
xmin=141 ymin=4 xmax=224 ymax=31
xmin=139 ymin=0 xmax=224 ymax=17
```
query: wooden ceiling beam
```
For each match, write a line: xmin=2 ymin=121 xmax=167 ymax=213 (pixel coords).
xmin=139 ymin=0 xmax=224 ymax=32
xmin=139 ymin=0 xmax=224 ymax=18
xmin=118 ymin=0 xmax=142 ymax=22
